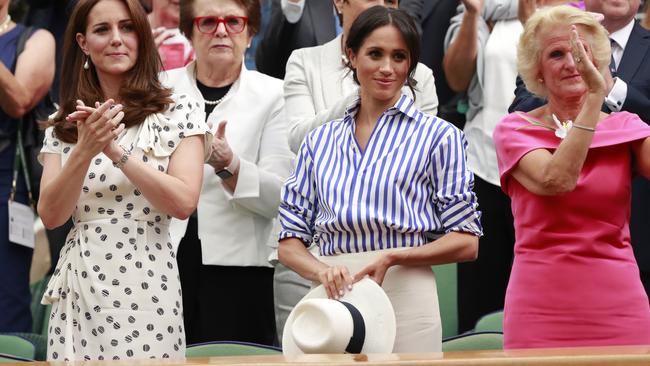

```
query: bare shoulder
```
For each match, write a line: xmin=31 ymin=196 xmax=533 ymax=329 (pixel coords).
xmin=25 ymin=28 xmax=55 ymax=48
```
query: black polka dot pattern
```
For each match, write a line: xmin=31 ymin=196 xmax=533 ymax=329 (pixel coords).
xmin=40 ymin=93 xmax=208 ymax=361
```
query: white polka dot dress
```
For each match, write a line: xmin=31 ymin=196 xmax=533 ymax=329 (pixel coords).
xmin=40 ymin=94 xmax=210 ymax=361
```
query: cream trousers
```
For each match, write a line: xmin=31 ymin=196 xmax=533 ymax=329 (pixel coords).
xmin=318 ymin=248 xmax=442 ymax=353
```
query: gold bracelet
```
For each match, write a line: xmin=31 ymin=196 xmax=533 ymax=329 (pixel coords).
xmin=572 ymin=124 xmax=596 ymax=132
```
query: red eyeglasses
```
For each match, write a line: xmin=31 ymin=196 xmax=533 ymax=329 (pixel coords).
xmin=193 ymin=16 xmax=249 ymax=35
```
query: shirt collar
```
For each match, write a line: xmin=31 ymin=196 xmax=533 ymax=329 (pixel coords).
xmin=343 ymin=94 xmax=418 ymax=124
xmin=609 ymin=19 xmax=635 ymax=51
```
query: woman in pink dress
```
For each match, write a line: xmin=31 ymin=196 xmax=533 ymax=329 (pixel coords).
xmin=494 ymin=5 xmax=650 ymax=349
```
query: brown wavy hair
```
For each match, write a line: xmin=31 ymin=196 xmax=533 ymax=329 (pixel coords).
xmin=52 ymin=0 xmax=172 ymax=143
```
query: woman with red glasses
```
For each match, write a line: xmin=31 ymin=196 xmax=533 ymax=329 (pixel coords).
xmin=162 ymin=0 xmax=293 ymax=346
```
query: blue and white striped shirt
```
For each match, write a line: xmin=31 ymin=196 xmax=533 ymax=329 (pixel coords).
xmin=279 ymin=95 xmax=482 ymax=256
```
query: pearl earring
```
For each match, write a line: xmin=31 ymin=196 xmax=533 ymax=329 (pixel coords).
xmin=83 ymin=57 xmax=90 ymax=70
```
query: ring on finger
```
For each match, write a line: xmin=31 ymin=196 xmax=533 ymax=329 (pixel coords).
xmin=575 ymin=56 xmax=582 ymax=63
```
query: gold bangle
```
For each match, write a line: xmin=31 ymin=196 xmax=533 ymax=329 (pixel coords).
xmin=572 ymin=124 xmax=596 ymax=132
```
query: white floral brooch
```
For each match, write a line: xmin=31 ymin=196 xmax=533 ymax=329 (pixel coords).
xmin=515 ymin=112 xmax=572 ymax=139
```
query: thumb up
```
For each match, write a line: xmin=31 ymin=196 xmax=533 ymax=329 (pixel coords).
xmin=208 ymin=120 xmax=233 ymax=170
xmin=216 ymin=121 xmax=228 ymax=140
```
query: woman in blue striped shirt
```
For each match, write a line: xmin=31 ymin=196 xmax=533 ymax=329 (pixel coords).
xmin=278 ymin=6 xmax=482 ymax=353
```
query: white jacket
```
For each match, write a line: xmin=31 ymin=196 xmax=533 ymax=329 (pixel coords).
xmin=284 ymin=34 xmax=439 ymax=152
xmin=162 ymin=62 xmax=294 ymax=267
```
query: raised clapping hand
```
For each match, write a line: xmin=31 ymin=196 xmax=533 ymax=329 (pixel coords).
xmin=206 ymin=121 xmax=234 ymax=171
xmin=317 ymin=265 xmax=354 ymax=300
xmin=152 ymin=27 xmax=176 ymax=49
xmin=66 ymin=99 xmax=125 ymax=160
xmin=462 ymin=0 xmax=483 ymax=15
xmin=518 ymin=0 xmax=536 ymax=25
xmin=569 ymin=25 xmax=607 ymax=97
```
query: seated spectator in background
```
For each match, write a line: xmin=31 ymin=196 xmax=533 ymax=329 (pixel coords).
xmin=509 ymin=0 xmax=650 ymax=298
xmin=39 ymin=0 xmax=210 ymax=360
xmin=166 ymin=0 xmax=293 ymax=346
xmin=148 ymin=0 xmax=193 ymax=70
xmin=494 ymin=5 xmax=650 ymax=349
xmin=443 ymin=0 xmax=519 ymax=333
xmin=0 ymin=0 xmax=55 ymax=333
xmin=279 ymin=6 xmax=481 ymax=352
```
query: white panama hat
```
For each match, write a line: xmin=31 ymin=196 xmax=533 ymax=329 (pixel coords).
xmin=282 ymin=277 xmax=396 ymax=356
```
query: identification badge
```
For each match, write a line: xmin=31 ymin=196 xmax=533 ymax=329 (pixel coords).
xmin=8 ymin=200 xmax=34 ymax=248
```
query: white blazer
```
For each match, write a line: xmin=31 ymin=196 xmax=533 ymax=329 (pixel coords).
xmin=284 ymin=34 xmax=440 ymax=153
xmin=162 ymin=62 xmax=294 ymax=267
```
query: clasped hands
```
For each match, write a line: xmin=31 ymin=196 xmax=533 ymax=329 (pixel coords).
xmin=66 ymin=99 xmax=125 ymax=161
xmin=317 ymin=254 xmax=393 ymax=300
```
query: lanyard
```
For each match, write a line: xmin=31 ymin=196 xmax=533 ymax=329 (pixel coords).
xmin=10 ymin=117 xmax=34 ymax=208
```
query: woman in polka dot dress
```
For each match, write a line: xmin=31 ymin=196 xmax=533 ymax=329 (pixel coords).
xmin=36 ymin=0 xmax=210 ymax=361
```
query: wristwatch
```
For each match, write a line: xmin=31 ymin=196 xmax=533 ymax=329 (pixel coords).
xmin=215 ymin=155 xmax=239 ymax=180
xmin=215 ymin=167 xmax=233 ymax=180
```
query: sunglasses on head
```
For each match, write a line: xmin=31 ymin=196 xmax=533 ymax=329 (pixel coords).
xmin=193 ymin=15 xmax=249 ymax=35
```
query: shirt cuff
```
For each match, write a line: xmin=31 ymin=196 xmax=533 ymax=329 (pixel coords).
xmin=222 ymin=157 xmax=260 ymax=200
xmin=281 ymin=0 xmax=305 ymax=24
xmin=604 ymin=77 xmax=628 ymax=112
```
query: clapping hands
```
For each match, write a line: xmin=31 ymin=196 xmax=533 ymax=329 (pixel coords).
xmin=569 ymin=25 xmax=607 ymax=97
xmin=461 ymin=0 xmax=483 ymax=14
xmin=66 ymin=99 xmax=125 ymax=160
xmin=206 ymin=120 xmax=234 ymax=171
xmin=152 ymin=27 xmax=176 ymax=48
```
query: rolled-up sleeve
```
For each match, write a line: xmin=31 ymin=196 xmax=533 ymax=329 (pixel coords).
xmin=278 ymin=137 xmax=318 ymax=246
xmin=431 ymin=128 xmax=483 ymax=236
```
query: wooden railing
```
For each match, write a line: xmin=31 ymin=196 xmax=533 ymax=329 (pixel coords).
xmin=3 ymin=345 xmax=650 ymax=365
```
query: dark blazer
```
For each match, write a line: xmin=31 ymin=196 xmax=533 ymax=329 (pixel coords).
xmin=255 ymin=0 xmax=337 ymax=79
xmin=508 ymin=21 xmax=650 ymax=271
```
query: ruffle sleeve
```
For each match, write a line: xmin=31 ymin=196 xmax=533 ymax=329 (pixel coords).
xmin=38 ymin=126 xmax=62 ymax=164
xmin=135 ymin=93 xmax=213 ymax=159
xmin=494 ymin=111 xmax=650 ymax=193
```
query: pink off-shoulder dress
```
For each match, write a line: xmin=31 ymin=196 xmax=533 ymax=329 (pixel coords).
xmin=494 ymin=111 xmax=650 ymax=349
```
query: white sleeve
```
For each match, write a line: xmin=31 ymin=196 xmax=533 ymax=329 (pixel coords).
xmin=222 ymin=99 xmax=295 ymax=219
xmin=604 ymin=77 xmax=628 ymax=112
xmin=284 ymin=49 xmax=357 ymax=153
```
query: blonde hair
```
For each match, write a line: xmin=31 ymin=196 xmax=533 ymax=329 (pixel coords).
xmin=517 ymin=5 xmax=611 ymax=98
